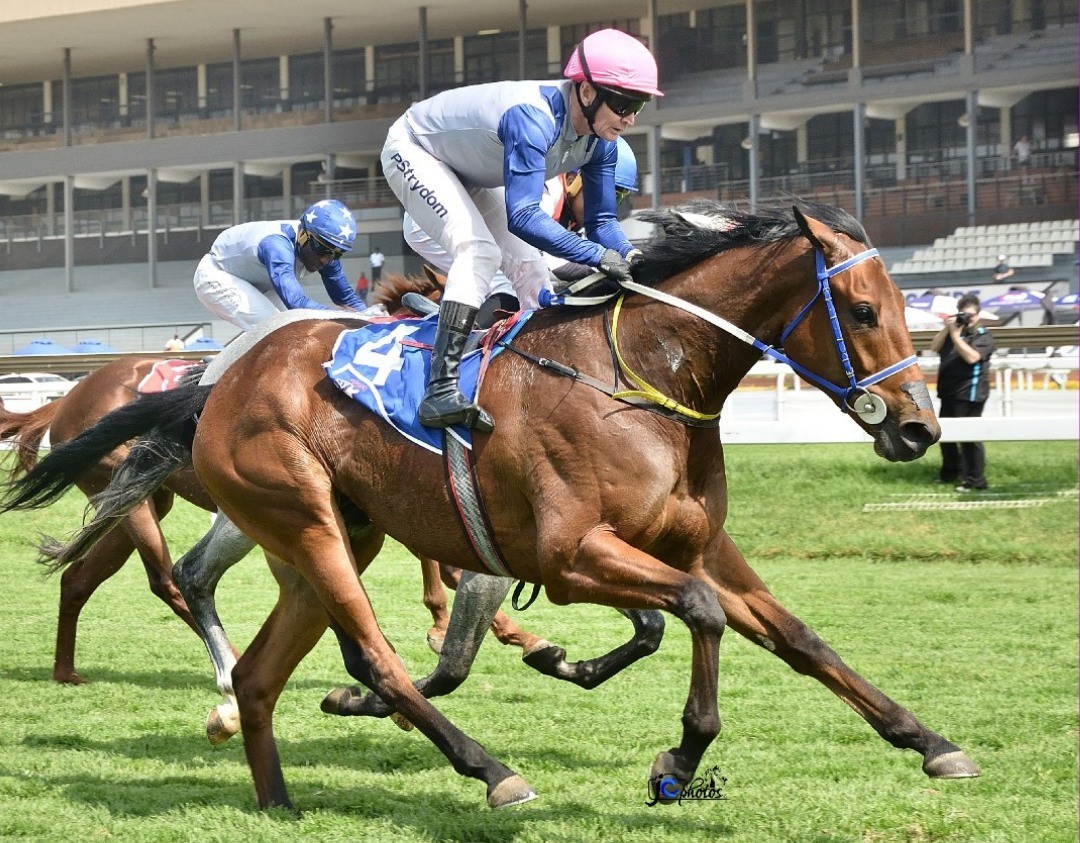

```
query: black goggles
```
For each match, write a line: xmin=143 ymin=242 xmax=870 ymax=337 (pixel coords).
xmin=615 ymin=186 xmax=632 ymax=202
xmin=596 ymin=86 xmax=651 ymax=118
xmin=304 ymin=231 xmax=345 ymax=260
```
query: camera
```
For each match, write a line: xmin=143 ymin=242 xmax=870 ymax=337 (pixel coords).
xmin=954 ymin=312 xmax=972 ymax=326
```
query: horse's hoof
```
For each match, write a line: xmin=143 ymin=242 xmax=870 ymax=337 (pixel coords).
xmin=389 ymin=711 xmax=415 ymax=732
xmin=427 ymin=629 xmax=446 ymax=655
xmin=521 ymin=641 xmax=566 ymax=675
xmin=205 ymin=701 xmax=241 ymax=745
xmin=648 ymin=751 xmax=686 ymax=805
xmin=54 ymin=671 xmax=87 ymax=686
xmin=923 ymin=750 xmax=980 ymax=779
xmin=320 ymin=686 xmax=361 ymax=715
xmin=487 ymin=774 xmax=537 ymax=809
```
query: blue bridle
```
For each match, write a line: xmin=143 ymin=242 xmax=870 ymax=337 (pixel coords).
xmin=767 ymin=247 xmax=917 ymax=420
xmin=617 ymin=245 xmax=917 ymax=425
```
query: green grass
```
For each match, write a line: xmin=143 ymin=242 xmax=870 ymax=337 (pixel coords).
xmin=0 ymin=442 xmax=1076 ymax=842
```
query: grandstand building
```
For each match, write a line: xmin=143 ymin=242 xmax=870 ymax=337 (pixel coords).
xmin=0 ymin=1 xmax=1075 ymax=345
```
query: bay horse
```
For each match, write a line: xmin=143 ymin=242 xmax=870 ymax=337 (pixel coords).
xmin=4 ymin=202 xmax=979 ymax=810
xmin=0 ymin=274 xmax=494 ymax=684
xmin=1 ymin=275 xmax=662 ymax=739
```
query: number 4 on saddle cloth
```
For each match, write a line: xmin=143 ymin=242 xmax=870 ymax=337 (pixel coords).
xmin=323 ymin=313 xmax=532 ymax=455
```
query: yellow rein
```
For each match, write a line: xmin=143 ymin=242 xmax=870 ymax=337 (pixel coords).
xmin=609 ymin=294 xmax=722 ymax=424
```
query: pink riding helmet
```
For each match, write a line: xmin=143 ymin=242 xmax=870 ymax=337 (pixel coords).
xmin=563 ymin=28 xmax=664 ymax=98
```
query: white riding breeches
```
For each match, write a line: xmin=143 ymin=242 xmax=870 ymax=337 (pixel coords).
xmin=383 ymin=116 xmax=550 ymax=309
xmin=402 ymin=214 xmax=515 ymax=299
xmin=193 ymin=255 xmax=282 ymax=331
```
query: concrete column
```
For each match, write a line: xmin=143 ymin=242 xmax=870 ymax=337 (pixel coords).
xmin=119 ymin=72 xmax=129 ymax=121
xmin=62 ymin=48 xmax=71 ymax=146
xmin=323 ymin=17 xmax=333 ymax=122
xmin=279 ymin=55 xmax=289 ymax=109
xmin=518 ymin=0 xmax=527 ymax=79
xmin=966 ymin=90 xmax=978 ymax=225
xmin=42 ymin=80 xmax=53 ymax=128
xmin=200 ymin=172 xmax=210 ymax=230
xmin=233 ymin=162 xmax=244 ymax=224
xmin=146 ymin=39 xmax=156 ymax=139
xmin=324 ymin=154 xmax=336 ymax=201
xmin=853 ymin=102 xmax=865 ymax=220
xmin=122 ymin=176 xmax=132 ymax=233
xmin=63 ymin=174 xmax=74 ymax=292
xmin=895 ymin=116 xmax=907 ymax=181
xmin=546 ymin=26 xmax=561 ymax=75
xmin=796 ymin=122 xmax=809 ymax=168
xmin=197 ymin=64 xmax=208 ymax=114
xmin=748 ymin=114 xmax=761 ymax=210
xmin=365 ymin=46 xmax=375 ymax=101
xmin=147 ymin=168 xmax=158 ymax=288
xmin=418 ymin=7 xmax=429 ymax=99
xmin=454 ymin=37 xmax=465 ymax=83
xmin=648 ymin=124 xmax=662 ymax=209
xmin=282 ymin=165 xmax=293 ymax=218
xmin=745 ymin=0 xmax=757 ymax=84
xmin=46 ymin=181 xmax=56 ymax=237
xmin=233 ymin=29 xmax=242 ymax=131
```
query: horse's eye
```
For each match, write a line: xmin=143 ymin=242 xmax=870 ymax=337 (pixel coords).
xmin=851 ymin=304 xmax=877 ymax=326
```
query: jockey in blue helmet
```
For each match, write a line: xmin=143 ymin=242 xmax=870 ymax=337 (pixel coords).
xmin=194 ymin=198 xmax=366 ymax=331
xmin=298 ymin=199 xmax=357 ymax=257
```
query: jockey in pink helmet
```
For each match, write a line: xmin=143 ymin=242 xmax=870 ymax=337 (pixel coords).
xmin=380 ymin=28 xmax=661 ymax=432
xmin=563 ymin=28 xmax=664 ymax=135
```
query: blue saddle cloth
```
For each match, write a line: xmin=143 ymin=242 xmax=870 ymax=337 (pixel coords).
xmin=323 ymin=313 xmax=531 ymax=454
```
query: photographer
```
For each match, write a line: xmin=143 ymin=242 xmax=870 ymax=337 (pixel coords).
xmin=930 ymin=295 xmax=995 ymax=491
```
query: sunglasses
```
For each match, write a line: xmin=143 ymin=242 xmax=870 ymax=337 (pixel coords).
xmin=597 ymin=86 xmax=651 ymax=118
xmin=303 ymin=231 xmax=345 ymax=260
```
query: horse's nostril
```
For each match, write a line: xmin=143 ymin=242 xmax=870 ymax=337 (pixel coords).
xmin=899 ymin=419 xmax=939 ymax=451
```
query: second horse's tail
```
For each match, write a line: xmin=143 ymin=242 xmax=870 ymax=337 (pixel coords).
xmin=0 ymin=399 xmax=62 ymax=476
xmin=0 ymin=383 xmax=212 ymax=514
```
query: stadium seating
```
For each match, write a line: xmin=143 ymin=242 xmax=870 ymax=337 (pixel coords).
xmin=891 ymin=219 xmax=1079 ymax=275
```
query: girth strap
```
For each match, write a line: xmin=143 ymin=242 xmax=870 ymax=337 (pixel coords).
xmin=442 ymin=431 xmax=515 ymax=579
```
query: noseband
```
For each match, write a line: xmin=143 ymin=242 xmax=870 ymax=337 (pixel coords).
xmin=619 ymin=245 xmax=917 ymax=426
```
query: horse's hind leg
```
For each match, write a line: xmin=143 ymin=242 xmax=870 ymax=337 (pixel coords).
xmin=230 ymin=555 xmax=329 ymax=811
xmin=704 ymin=529 xmax=979 ymax=779
xmin=53 ymin=526 xmax=136 ymax=684
xmin=171 ymin=513 xmax=257 ymax=744
xmin=122 ymin=497 xmax=199 ymax=635
xmin=520 ymin=608 xmax=665 ymax=689
xmin=420 ymin=556 xmax=450 ymax=654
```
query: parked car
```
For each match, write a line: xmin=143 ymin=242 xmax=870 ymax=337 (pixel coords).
xmin=0 ymin=372 xmax=76 ymax=413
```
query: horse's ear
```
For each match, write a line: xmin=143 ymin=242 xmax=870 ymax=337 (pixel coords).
xmin=422 ymin=263 xmax=447 ymax=289
xmin=793 ymin=205 xmax=830 ymax=253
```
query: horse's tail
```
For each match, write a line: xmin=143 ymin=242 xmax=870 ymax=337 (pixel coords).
xmin=0 ymin=399 xmax=61 ymax=476
xmin=37 ymin=426 xmax=198 ymax=574
xmin=0 ymin=383 xmax=212 ymax=514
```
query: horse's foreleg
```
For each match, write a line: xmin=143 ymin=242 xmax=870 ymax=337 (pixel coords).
xmin=420 ymin=557 xmax=450 ymax=653
xmin=324 ymin=569 xmax=512 ymax=719
xmin=171 ymin=513 xmax=256 ymax=744
xmin=230 ymin=556 xmax=328 ymax=812
xmin=704 ymin=530 xmax=979 ymax=779
xmin=53 ymin=527 xmax=135 ymax=684
xmin=545 ymin=530 xmax=726 ymax=801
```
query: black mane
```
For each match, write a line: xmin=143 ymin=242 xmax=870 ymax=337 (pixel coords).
xmin=633 ymin=200 xmax=871 ymax=286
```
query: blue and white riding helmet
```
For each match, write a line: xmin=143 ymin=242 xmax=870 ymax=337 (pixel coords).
xmin=300 ymin=199 xmax=357 ymax=253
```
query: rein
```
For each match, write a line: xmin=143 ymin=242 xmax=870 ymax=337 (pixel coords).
xmin=613 ymin=245 xmax=915 ymax=426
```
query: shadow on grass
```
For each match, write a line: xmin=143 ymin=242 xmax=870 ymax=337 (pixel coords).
xmin=0 ymin=758 xmax=732 ymax=839
xmin=0 ymin=664 xmax=334 ymax=692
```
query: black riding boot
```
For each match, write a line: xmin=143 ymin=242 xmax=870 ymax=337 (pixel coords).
xmin=418 ymin=301 xmax=495 ymax=432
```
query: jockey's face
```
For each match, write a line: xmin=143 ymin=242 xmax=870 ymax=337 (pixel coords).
xmin=298 ymin=235 xmax=339 ymax=272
